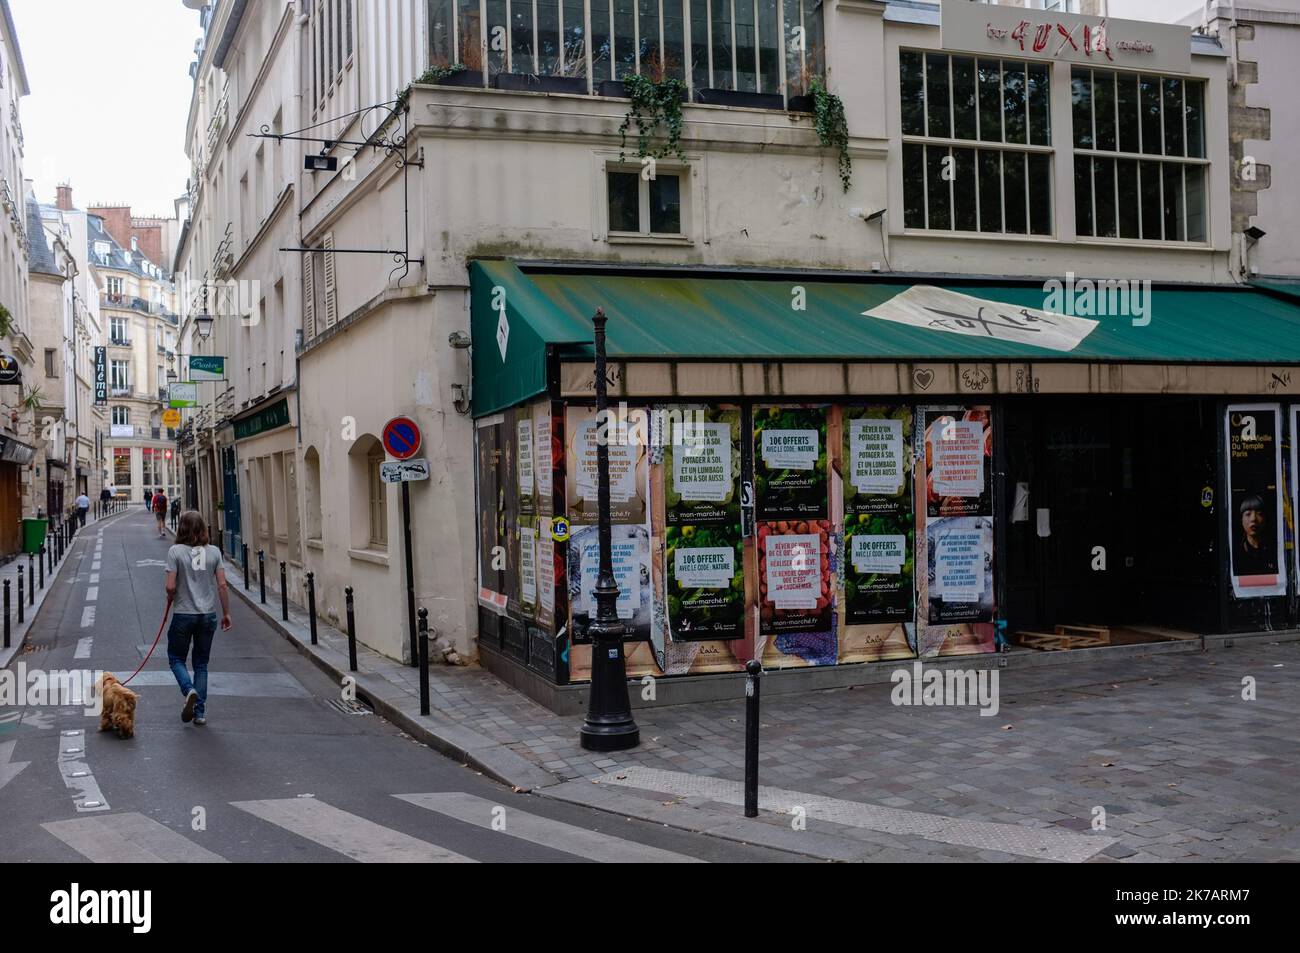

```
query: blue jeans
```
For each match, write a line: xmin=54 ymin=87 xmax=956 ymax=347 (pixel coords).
xmin=167 ymin=613 xmax=217 ymax=717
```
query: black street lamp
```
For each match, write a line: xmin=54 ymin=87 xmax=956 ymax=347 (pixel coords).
xmin=579 ymin=308 xmax=640 ymax=752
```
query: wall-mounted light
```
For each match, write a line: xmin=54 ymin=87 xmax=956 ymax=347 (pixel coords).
xmin=305 ymin=154 xmax=338 ymax=172
xmin=1244 ymin=225 xmax=1266 ymax=244
xmin=195 ymin=313 xmax=214 ymax=340
xmin=448 ymin=331 xmax=472 ymax=349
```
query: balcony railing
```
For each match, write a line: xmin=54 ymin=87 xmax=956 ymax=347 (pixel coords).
xmin=102 ymin=294 xmax=178 ymax=320
xmin=109 ymin=337 xmax=132 ymax=347
xmin=426 ymin=0 xmax=826 ymax=107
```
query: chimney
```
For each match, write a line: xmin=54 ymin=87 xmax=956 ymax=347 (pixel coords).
xmin=56 ymin=183 xmax=73 ymax=211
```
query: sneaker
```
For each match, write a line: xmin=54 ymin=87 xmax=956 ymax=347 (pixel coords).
xmin=193 ymin=715 xmax=207 ymax=726
xmin=181 ymin=690 xmax=199 ymax=723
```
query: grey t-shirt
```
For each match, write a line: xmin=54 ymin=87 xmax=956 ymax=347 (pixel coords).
xmin=167 ymin=544 xmax=224 ymax=616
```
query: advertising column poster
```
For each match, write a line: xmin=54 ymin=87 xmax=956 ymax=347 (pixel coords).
xmin=1226 ymin=404 xmax=1286 ymax=598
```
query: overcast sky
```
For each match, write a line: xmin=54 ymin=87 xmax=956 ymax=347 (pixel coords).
xmin=11 ymin=0 xmax=201 ymax=217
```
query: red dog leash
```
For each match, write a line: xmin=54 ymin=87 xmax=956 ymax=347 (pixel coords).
xmin=121 ymin=602 xmax=171 ymax=687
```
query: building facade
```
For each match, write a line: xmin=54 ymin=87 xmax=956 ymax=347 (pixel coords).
xmin=91 ymin=208 xmax=181 ymax=505
xmin=173 ymin=0 xmax=1300 ymax=706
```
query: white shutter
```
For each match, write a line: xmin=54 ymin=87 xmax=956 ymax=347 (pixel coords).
xmin=323 ymin=233 xmax=337 ymax=328
xmin=303 ymin=251 xmax=316 ymax=340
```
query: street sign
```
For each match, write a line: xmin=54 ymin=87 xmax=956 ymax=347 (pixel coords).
xmin=189 ymin=355 xmax=226 ymax=381
xmin=380 ymin=458 xmax=430 ymax=484
xmin=550 ymin=516 xmax=571 ymax=542
xmin=93 ymin=347 xmax=107 ymax=404
xmin=162 ymin=409 xmax=181 ymax=428
xmin=0 ymin=352 xmax=21 ymax=386
xmin=382 ymin=415 xmax=422 ymax=460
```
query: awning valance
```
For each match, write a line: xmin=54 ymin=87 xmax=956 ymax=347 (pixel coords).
xmin=469 ymin=260 xmax=1300 ymax=416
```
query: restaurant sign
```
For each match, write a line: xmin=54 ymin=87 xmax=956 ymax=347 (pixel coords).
xmin=940 ymin=0 xmax=1192 ymax=75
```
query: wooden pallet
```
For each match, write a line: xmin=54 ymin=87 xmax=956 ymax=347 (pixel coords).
xmin=1012 ymin=630 xmax=1109 ymax=651
xmin=1055 ymin=623 xmax=1111 ymax=644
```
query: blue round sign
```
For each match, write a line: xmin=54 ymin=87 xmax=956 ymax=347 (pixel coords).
xmin=383 ymin=416 xmax=422 ymax=460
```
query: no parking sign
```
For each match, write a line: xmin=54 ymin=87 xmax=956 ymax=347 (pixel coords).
xmin=383 ymin=416 xmax=421 ymax=460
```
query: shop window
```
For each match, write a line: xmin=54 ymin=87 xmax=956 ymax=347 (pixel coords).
xmin=899 ymin=51 xmax=1052 ymax=236
xmin=1071 ymin=67 xmax=1207 ymax=243
xmin=113 ymin=449 xmax=131 ymax=488
xmin=606 ymin=166 xmax=686 ymax=239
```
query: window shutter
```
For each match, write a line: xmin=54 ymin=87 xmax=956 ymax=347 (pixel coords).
xmin=323 ymin=233 xmax=338 ymax=328
xmin=303 ymin=251 xmax=316 ymax=340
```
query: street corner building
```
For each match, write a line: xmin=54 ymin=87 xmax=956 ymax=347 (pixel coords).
xmin=173 ymin=0 xmax=1300 ymax=709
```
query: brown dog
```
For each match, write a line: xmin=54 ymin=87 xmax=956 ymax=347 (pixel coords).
xmin=97 ymin=673 xmax=138 ymax=739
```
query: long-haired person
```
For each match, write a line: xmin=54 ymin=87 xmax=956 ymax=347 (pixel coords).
xmin=164 ymin=512 xmax=232 ymax=726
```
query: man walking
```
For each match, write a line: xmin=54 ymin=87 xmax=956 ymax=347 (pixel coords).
xmin=74 ymin=491 xmax=90 ymax=529
xmin=152 ymin=488 xmax=168 ymax=538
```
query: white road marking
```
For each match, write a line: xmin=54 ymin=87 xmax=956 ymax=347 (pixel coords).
xmin=80 ymin=606 xmax=95 ymax=628
xmin=397 ymin=792 xmax=703 ymax=863
xmin=231 ymin=798 xmax=476 ymax=863
xmin=0 ymin=740 xmax=31 ymax=792
xmin=89 ymin=573 xmax=99 ymax=584
xmin=57 ymin=730 xmax=109 ymax=813
xmin=599 ymin=766 xmax=1114 ymax=863
xmin=42 ymin=812 xmax=226 ymax=863
xmin=74 ymin=638 xmax=92 ymax=659
xmin=85 ymin=587 xmax=98 ymax=601
xmin=91 ymin=562 xmax=101 ymax=571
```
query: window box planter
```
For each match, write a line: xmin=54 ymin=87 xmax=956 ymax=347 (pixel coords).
xmin=493 ymin=73 xmax=587 ymax=94
xmin=600 ymin=79 xmax=688 ymax=102
xmin=432 ymin=69 xmax=485 ymax=88
xmin=787 ymin=94 xmax=815 ymax=114
xmin=694 ymin=88 xmax=784 ymax=110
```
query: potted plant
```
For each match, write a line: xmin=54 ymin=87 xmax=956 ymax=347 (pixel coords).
xmin=619 ymin=56 xmax=689 ymax=162
xmin=694 ymin=86 xmax=784 ymax=110
xmin=810 ymin=78 xmax=852 ymax=192
xmin=493 ymin=39 xmax=587 ymax=94
xmin=786 ymin=48 xmax=826 ymax=113
xmin=601 ymin=49 xmax=685 ymax=101
xmin=423 ymin=25 xmax=486 ymax=88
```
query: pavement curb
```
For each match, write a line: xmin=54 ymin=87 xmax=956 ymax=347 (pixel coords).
xmin=223 ymin=564 xmax=558 ymax=793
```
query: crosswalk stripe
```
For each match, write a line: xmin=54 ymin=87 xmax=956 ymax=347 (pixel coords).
xmin=74 ymin=638 xmax=92 ymax=659
xmin=396 ymin=792 xmax=704 ymax=863
xmin=232 ymin=798 xmax=476 ymax=863
xmin=42 ymin=813 xmax=226 ymax=863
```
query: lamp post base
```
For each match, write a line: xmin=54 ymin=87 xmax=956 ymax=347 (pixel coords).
xmin=579 ymin=718 xmax=641 ymax=752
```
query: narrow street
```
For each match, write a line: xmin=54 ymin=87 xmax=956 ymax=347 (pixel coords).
xmin=0 ymin=511 xmax=800 ymax=863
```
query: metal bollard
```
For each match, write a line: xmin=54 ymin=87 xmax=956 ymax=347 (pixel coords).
xmin=3 ymin=578 xmax=9 ymax=649
xmin=26 ymin=553 xmax=33 ymax=604
xmin=345 ymin=587 xmax=357 ymax=672
xmin=17 ymin=567 xmax=23 ymax=623
xmin=280 ymin=560 xmax=288 ymax=621
xmin=418 ymin=607 xmax=430 ymax=716
xmin=306 ymin=572 xmax=318 ymax=645
xmin=37 ymin=548 xmax=44 ymax=592
xmin=258 ymin=549 xmax=266 ymax=604
xmin=744 ymin=659 xmax=762 ymax=818
xmin=243 ymin=543 xmax=250 ymax=591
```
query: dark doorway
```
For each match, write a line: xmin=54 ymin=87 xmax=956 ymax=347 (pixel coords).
xmin=1001 ymin=397 xmax=1218 ymax=634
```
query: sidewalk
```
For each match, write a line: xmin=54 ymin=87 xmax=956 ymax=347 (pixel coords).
xmin=0 ymin=507 xmax=133 ymax=671
xmin=225 ymin=557 xmax=1300 ymax=862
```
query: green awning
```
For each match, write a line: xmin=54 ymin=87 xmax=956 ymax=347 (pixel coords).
xmin=470 ymin=260 xmax=1300 ymax=416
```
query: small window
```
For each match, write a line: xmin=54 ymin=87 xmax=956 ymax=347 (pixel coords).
xmin=367 ymin=446 xmax=387 ymax=547
xmin=44 ymin=349 xmax=56 ymax=377
xmin=112 ymin=406 xmax=130 ymax=427
xmin=606 ymin=167 xmax=686 ymax=238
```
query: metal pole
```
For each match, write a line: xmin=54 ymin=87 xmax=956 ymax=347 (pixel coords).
xmin=418 ymin=607 xmax=430 ymax=715
xmin=402 ymin=481 xmax=417 ymax=668
xmin=243 ymin=542 xmax=250 ymax=590
xmin=579 ymin=308 xmax=639 ymax=752
xmin=306 ymin=571 xmax=318 ymax=645
xmin=17 ymin=567 xmax=23 ymax=622
xmin=345 ymin=586 xmax=357 ymax=672
xmin=280 ymin=560 xmax=288 ymax=621
xmin=3 ymin=578 xmax=9 ymax=648
xmin=26 ymin=553 xmax=33 ymax=604
xmin=258 ymin=549 xmax=266 ymax=604
xmin=37 ymin=549 xmax=43 ymax=592
xmin=744 ymin=660 xmax=762 ymax=818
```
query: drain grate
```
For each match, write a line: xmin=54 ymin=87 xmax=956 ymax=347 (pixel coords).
xmin=326 ymin=698 xmax=372 ymax=716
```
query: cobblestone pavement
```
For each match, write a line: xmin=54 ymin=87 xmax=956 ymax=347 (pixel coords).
xmin=226 ymin=558 xmax=1300 ymax=861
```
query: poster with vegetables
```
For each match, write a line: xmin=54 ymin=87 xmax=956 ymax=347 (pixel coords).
xmin=665 ymin=527 xmax=744 ymax=641
xmin=843 ymin=406 xmax=914 ymax=624
xmin=565 ymin=405 xmax=647 ymax=524
xmin=664 ymin=409 xmax=741 ymax=526
xmin=754 ymin=406 xmax=829 ymax=520
xmin=759 ymin=518 xmax=834 ymax=635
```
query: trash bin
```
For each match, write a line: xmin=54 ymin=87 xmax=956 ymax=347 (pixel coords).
xmin=22 ymin=517 xmax=48 ymax=554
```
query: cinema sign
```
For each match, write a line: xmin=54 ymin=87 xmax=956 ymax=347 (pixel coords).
xmin=940 ymin=0 xmax=1192 ymax=75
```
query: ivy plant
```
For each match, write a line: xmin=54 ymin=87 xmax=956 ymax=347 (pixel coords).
xmin=619 ymin=75 xmax=688 ymax=162
xmin=0 ymin=303 xmax=10 ymax=340
xmin=811 ymin=79 xmax=852 ymax=193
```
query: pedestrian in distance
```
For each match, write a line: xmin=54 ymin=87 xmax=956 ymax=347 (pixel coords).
xmin=165 ymin=511 xmax=232 ymax=727
xmin=75 ymin=491 xmax=90 ymax=529
xmin=152 ymin=488 xmax=168 ymax=538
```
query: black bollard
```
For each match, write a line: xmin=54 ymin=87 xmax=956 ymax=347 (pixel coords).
xmin=243 ymin=543 xmax=250 ymax=591
xmin=17 ymin=567 xmax=23 ymax=623
xmin=280 ymin=560 xmax=288 ymax=621
xmin=744 ymin=659 xmax=762 ymax=818
xmin=418 ymin=607 xmax=430 ymax=716
xmin=37 ymin=548 xmax=44 ymax=592
xmin=345 ymin=586 xmax=357 ymax=672
xmin=26 ymin=553 xmax=33 ymax=603
xmin=3 ymin=578 xmax=9 ymax=649
xmin=306 ymin=572 xmax=318 ymax=645
xmin=258 ymin=549 xmax=266 ymax=604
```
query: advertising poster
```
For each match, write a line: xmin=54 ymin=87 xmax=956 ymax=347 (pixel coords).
xmin=1226 ymin=404 xmax=1286 ymax=598
xmin=536 ymin=518 xmax=555 ymax=628
xmin=924 ymin=408 xmax=993 ymax=517
xmin=533 ymin=402 xmax=553 ymax=514
xmin=567 ymin=524 xmax=651 ymax=643
xmin=517 ymin=416 xmax=535 ymax=513
xmin=1292 ymin=406 xmax=1300 ymax=588
xmin=519 ymin=522 xmax=538 ymax=616
xmin=758 ymin=519 xmax=834 ymax=636
xmin=663 ymin=408 xmax=744 ymax=641
xmin=565 ymin=406 xmax=647 ymax=524
xmin=926 ymin=517 xmax=994 ymax=623
xmin=500 ymin=408 xmax=521 ymax=617
xmin=843 ymin=406 xmax=914 ymax=625
xmin=475 ymin=415 xmax=508 ymax=612
xmin=754 ymin=406 xmax=828 ymax=520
